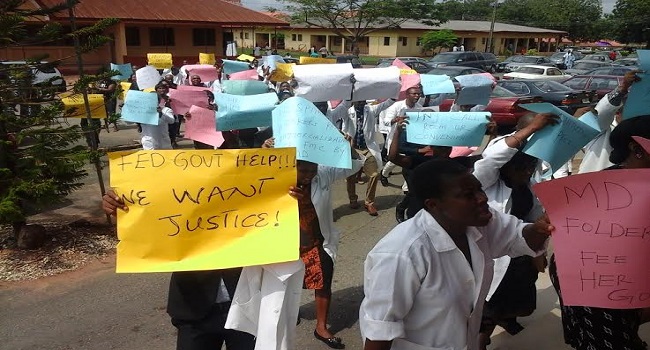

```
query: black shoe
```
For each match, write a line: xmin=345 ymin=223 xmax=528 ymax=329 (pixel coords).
xmin=314 ymin=330 xmax=345 ymax=349
xmin=498 ymin=319 xmax=524 ymax=335
xmin=380 ymin=175 xmax=389 ymax=187
xmin=395 ymin=205 xmax=406 ymax=223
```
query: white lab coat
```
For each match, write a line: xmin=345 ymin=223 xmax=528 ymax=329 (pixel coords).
xmin=382 ymin=100 xmax=423 ymax=151
xmin=141 ymin=106 xmax=175 ymax=150
xmin=472 ymin=138 xmax=544 ymax=299
xmin=326 ymin=100 xmax=351 ymax=128
xmin=225 ymin=261 xmax=305 ymax=350
xmin=578 ymin=93 xmax=621 ymax=173
xmin=341 ymin=100 xmax=395 ymax=170
xmin=360 ymin=208 xmax=543 ymax=350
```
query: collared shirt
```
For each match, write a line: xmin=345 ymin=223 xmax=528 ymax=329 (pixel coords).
xmin=360 ymin=208 xmax=540 ymax=350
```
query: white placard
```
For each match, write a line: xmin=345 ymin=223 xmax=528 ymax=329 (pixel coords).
xmin=293 ymin=63 xmax=354 ymax=102
xmin=352 ymin=67 xmax=401 ymax=101
xmin=135 ymin=65 xmax=161 ymax=90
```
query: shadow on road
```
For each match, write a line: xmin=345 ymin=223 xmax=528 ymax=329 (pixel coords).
xmin=333 ymin=194 xmax=402 ymax=222
xmin=299 ymin=285 xmax=364 ymax=334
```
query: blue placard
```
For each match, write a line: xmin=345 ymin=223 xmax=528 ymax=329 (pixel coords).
xmin=262 ymin=55 xmax=285 ymax=71
xmin=222 ymin=59 xmax=252 ymax=75
xmin=404 ymin=111 xmax=490 ymax=146
xmin=455 ymin=85 xmax=492 ymax=106
xmin=110 ymin=63 xmax=133 ymax=81
xmin=622 ymin=50 xmax=650 ymax=120
xmin=222 ymin=80 xmax=271 ymax=95
xmin=578 ymin=111 xmax=601 ymax=132
xmin=420 ymin=74 xmax=456 ymax=95
xmin=272 ymin=97 xmax=352 ymax=169
xmin=121 ymin=90 xmax=160 ymax=125
xmin=521 ymin=103 xmax=600 ymax=171
xmin=215 ymin=92 xmax=278 ymax=131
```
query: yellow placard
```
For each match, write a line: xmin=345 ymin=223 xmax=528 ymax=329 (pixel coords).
xmin=61 ymin=94 xmax=107 ymax=119
xmin=199 ymin=53 xmax=216 ymax=65
xmin=299 ymin=56 xmax=336 ymax=65
xmin=271 ymin=63 xmax=295 ymax=82
xmin=147 ymin=53 xmax=173 ymax=69
xmin=237 ymin=54 xmax=256 ymax=62
xmin=119 ymin=82 xmax=131 ymax=100
xmin=109 ymin=148 xmax=300 ymax=273
xmin=400 ymin=69 xmax=417 ymax=75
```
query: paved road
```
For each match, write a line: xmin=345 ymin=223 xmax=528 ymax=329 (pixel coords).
xmin=2 ymin=125 xmax=650 ymax=350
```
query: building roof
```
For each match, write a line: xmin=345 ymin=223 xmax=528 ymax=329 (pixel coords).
xmin=398 ymin=20 xmax=566 ymax=34
xmin=36 ymin=0 xmax=288 ymax=26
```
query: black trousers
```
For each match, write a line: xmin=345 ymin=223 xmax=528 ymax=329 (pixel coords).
xmin=172 ymin=304 xmax=255 ymax=350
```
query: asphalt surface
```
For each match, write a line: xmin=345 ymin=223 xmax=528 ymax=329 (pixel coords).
xmin=2 ymin=123 xmax=650 ymax=350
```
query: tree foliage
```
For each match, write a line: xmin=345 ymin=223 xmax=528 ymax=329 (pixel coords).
xmin=609 ymin=0 xmax=650 ymax=47
xmin=438 ymin=0 xmax=493 ymax=21
xmin=276 ymin=0 xmax=449 ymax=55
xmin=0 ymin=0 xmax=117 ymax=228
xmin=421 ymin=29 xmax=458 ymax=53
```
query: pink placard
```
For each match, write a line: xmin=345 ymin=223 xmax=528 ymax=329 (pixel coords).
xmin=632 ymin=136 xmax=650 ymax=154
xmin=185 ymin=64 xmax=219 ymax=82
xmin=329 ymin=100 xmax=343 ymax=109
xmin=392 ymin=58 xmax=410 ymax=69
xmin=396 ymin=73 xmax=421 ymax=100
xmin=185 ymin=105 xmax=224 ymax=147
xmin=450 ymin=146 xmax=477 ymax=158
xmin=177 ymin=85 xmax=211 ymax=92
xmin=169 ymin=89 xmax=210 ymax=115
xmin=229 ymin=69 xmax=259 ymax=81
xmin=533 ymin=169 xmax=650 ymax=309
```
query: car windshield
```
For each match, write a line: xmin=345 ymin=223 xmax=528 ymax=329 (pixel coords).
xmin=426 ymin=68 xmax=462 ymax=77
xmin=521 ymin=57 xmax=540 ymax=63
xmin=517 ymin=67 xmax=545 ymax=74
xmin=550 ymin=53 xmax=565 ymax=59
xmin=376 ymin=62 xmax=392 ymax=68
xmin=532 ymin=80 xmax=572 ymax=92
xmin=429 ymin=53 xmax=457 ymax=63
xmin=574 ymin=62 xmax=602 ymax=69
xmin=491 ymin=85 xmax=518 ymax=97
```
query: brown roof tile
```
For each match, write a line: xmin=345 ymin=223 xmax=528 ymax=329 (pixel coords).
xmin=37 ymin=0 xmax=288 ymax=26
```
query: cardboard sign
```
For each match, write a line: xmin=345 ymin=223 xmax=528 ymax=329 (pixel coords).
xmin=299 ymin=57 xmax=336 ymax=65
xmin=293 ymin=63 xmax=354 ymax=102
xmin=185 ymin=64 xmax=219 ymax=82
xmin=147 ymin=53 xmax=173 ymax=69
xmin=214 ymin=92 xmax=278 ymax=131
xmin=221 ymin=80 xmax=270 ymax=96
xmin=109 ymin=148 xmax=299 ymax=272
xmin=228 ymin=70 xmax=259 ymax=81
xmin=521 ymin=103 xmax=599 ymax=171
xmin=237 ymin=54 xmax=255 ymax=62
xmin=199 ymin=53 xmax=216 ymax=65
xmin=121 ymin=90 xmax=160 ymax=125
xmin=110 ymin=63 xmax=133 ymax=81
xmin=272 ymin=97 xmax=352 ymax=169
xmin=270 ymin=63 xmax=295 ymax=82
xmin=420 ymin=74 xmax=456 ymax=95
xmin=405 ymin=111 xmax=490 ymax=146
xmin=135 ymin=66 xmax=161 ymax=91
xmin=623 ymin=50 xmax=649 ymax=120
xmin=351 ymin=67 xmax=401 ymax=102
xmin=169 ymin=89 xmax=211 ymax=115
xmin=184 ymin=105 xmax=224 ymax=147
xmin=455 ymin=74 xmax=494 ymax=106
xmin=62 ymin=94 xmax=107 ymax=119
xmin=119 ymin=82 xmax=131 ymax=100
xmin=533 ymin=169 xmax=650 ymax=308
xmin=222 ymin=59 xmax=251 ymax=75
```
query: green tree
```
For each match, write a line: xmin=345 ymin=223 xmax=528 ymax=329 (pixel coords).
xmin=274 ymin=0 xmax=448 ymax=55
xmin=610 ymin=0 xmax=650 ymax=48
xmin=439 ymin=0 xmax=493 ymax=21
xmin=496 ymin=0 xmax=603 ymax=41
xmin=0 ymin=0 xmax=117 ymax=238
xmin=421 ymin=29 xmax=458 ymax=53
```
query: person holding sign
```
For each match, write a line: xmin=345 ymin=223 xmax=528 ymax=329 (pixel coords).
xmin=359 ymin=159 xmax=554 ymax=350
xmin=549 ymin=115 xmax=650 ymax=350
xmin=341 ymin=98 xmax=396 ymax=216
xmin=140 ymin=82 xmax=175 ymax=150
xmin=472 ymin=112 xmax=558 ymax=349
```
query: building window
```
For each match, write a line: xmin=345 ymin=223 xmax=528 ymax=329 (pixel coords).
xmin=125 ymin=27 xmax=140 ymax=46
xmin=239 ymin=32 xmax=243 ymax=39
xmin=398 ymin=36 xmax=408 ymax=46
xmin=416 ymin=37 xmax=422 ymax=46
xmin=193 ymin=28 xmax=216 ymax=46
xmin=244 ymin=32 xmax=250 ymax=39
xmin=291 ymin=34 xmax=303 ymax=41
xmin=383 ymin=37 xmax=390 ymax=46
xmin=481 ymin=38 xmax=486 ymax=45
xmin=149 ymin=27 xmax=175 ymax=46
xmin=333 ymin=37 xmax=342 ymax=45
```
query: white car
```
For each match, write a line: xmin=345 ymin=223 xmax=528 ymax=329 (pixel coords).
xmin=0 ymin=61 xmax=66 ymax=100
xmin=502 ymin=65 xmax=568 ymax=81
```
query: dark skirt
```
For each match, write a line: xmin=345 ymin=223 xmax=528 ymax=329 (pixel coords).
xmin=483 ymin=256 xmax=538 ymax=321
xmin=549 ymin=255 xmax=647 ymax=350
xmin=300 ymin=245 xmax=334 ymax=290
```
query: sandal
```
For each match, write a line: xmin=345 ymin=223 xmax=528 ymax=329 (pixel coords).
xmin=313 ymin=330 xmax=345 ymax=349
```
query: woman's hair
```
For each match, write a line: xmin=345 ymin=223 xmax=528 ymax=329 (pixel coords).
xmin=154 ymin=81 xmax=168 ymax=90
xmin=609 ymin=115 xmax=650 ymax=164
xmin=411 ymin=159 xmax=469 ymax=201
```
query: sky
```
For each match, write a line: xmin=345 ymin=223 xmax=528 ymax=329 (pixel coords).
xmin=241 ymin=0 xmax=617 ymax=14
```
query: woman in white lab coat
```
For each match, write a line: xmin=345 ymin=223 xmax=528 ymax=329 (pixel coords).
xmin=140 ymin=82 xmax=175 ymax=150
xmin=472 ymin=112 xmax=558 ymax=349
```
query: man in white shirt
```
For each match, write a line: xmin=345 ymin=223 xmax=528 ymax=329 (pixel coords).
xmin=360 ymin=159 xmax=552 ymax=350
xmin=380 ymin=86 xmax=424 ymax=185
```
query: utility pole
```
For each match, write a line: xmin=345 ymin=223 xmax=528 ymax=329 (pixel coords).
xmin=486 ymin=0 xmax=498 ymax=53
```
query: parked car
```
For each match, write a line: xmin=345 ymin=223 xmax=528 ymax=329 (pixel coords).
xmin=584 ymin=66 xmax=637 ymax=76
xmin=583 ymin=54 xmax=613 ymax=62
xmin=496 ymin=55 xmax=518 ymax=72
xmin=561 ymin=75 xmax=624 ymax=99
xmin=613 ymin=58 xmax=638 ymax=66
xmin=438 ymin=85 xmax=540 ymax=127
xmin=503 ymin=55 xmax=553 ymax=72
xmin=0 ymin=60 xmax=66 ymax=101
xmin=376 ymin=57 xmax=429 ymax=66
xmin=329 ymin=55 xmax=362 ymax=68
xmin=549 ymin=51 xmax=585 ymax=69
xmin=502 ymin=65 xmax=568 ymax=81
xmin=564 ymin=60 xmax=618 ymax=75
xmin=427 ymin=51 xmax=497 ymax=72
xmin=377 ymin=60 xmax=432 ymax=73
xmin=497 ymin=79 xmax=596 ymax=114
xmin=425 ymin=66 xmax=489 ymax=79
